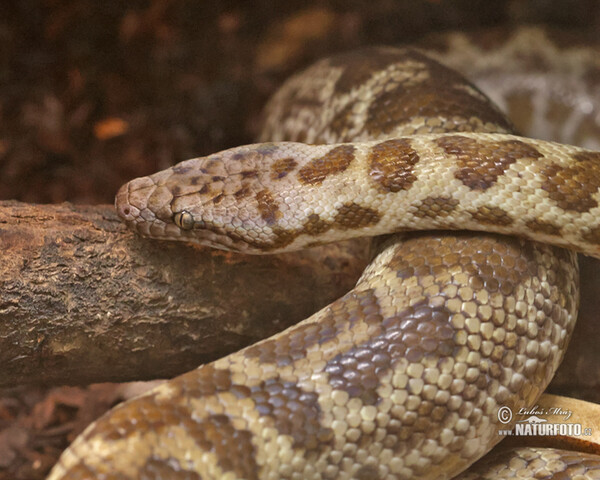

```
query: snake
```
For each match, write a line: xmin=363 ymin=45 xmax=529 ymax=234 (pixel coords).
xmin=48 ymin=29 xmax=600 ymax=479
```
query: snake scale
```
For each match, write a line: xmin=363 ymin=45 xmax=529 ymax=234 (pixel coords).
xmin=49 ymin=30 xmax=600 ymax=479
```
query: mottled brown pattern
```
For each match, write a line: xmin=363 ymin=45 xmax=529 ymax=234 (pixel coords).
xmin=191 ymin=415 xmax=257 ymax=480
xmin=270 ymin=158 xmax=298 ymax=180
xmin=355 ymin=466 xmax=381 ymax=480
xmin=255 ymin=189 xmax=282 ymax=225
xmin=250 ymin=377 xmax=334 ymax=451
xmin=368 ymin=139 xmax=420 ymax=192
xmin=324 ymin=303 xmax=456 ymax=405
xmin=302 ymin=213 xmax=332 ymax=235
xmin=469 ymin=206 xmax=514 ymax=226
xmin=541 ymin=153 xmax=600 ymax=212
xmin=363 ymin=50 xmax=514 ymax=137
xmin=140 ymin=457 xmax=203 ymax=480
xmin=526 ymin=219 xmax=562 ymax=236
xmin=297 ymin=145 xmax=355 ymax=185
xmin=329 ymin=103 xmax=356 ymax=140
xmin=583 ymin=226 xmax=600 ymax=244
xmin=241 ymin=170 xmax=259 ymax=179
xmin=413 ymin=196 xmax=460 ymax=218
xmin=82 ymin=367 xmax=237 ymax=446
xmin=387 ymin=234 xmax=536 ymax=301
xmin=83 ymin=395 xmax=182 ymax=443
xmin=169 ymin=365 xmax=234 ymax=399
xmin=436 ymin=136 xmax=543 ymax=190
xmin=244 ymin=288 xmax=379 ymax=366
xmin=234 ymin=185 xmax=252 ymax=199
xmin=333 ymin=202 xmax=381 ymax=229
xmin=268 ymin=227 xmax=300 ymax=250
xmin=171 ymin=165 xmax=194 ymax=175
xmin=328 ymin=49 xmax=414 ymax=94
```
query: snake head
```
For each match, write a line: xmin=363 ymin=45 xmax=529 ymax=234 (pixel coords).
xmin=114 ymin=143 xmax=317 ymax=253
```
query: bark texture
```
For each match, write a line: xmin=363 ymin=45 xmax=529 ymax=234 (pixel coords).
xmin=0 ymin=200 xmax=369 ymax=387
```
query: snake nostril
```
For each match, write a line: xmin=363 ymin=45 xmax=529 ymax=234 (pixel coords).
xmin=123 ymin=207 xmax=130 ymax=216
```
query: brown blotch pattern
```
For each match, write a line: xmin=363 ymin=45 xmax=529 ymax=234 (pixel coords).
xmin=436 ymin=136 xmax=543 ymax=190
xmin=242 ymin=202 xmax=381 ymax=252
xmin=329 ymin=103 xmax=357 ymax=140
xmin=270 ymin=157 xmax=298 ymax=180
xmin=302 ymin=213 xmax=332 ymax=235
xmin=241 ymin=170 xmax=259 ymax=179
xmin=355 ymin=466 xmax=381 ymax=480
xmin=328 ymin=49 xmax=415 ymax=94
xmin=244 ymin=288 xmax=381 ymax=367
xmin=333 ymin=202 xmax=381 ymax=229
xmin=192 ymin=414 xmax=258 ymax=480
xmin=386 ymin=233 xmax=536 ymax=300
xmin=171 ymin=165 xmax=193 ymax=175
xmin=298 ymin=145 xmax=355 ymax=185
xmin=249 ymin=377 xmax=334 ymax=451
xmin=413 ymin=196 xmax=460 ymax=218
xmin=268 ymin=227 xmax=300 ymax=250
xmin=540 ymin=151 xmax=600 ymax=212
xmin=234 ymin=185 xmax=252 ymax=199
xmin=324 ymin=303 xmax=456 ymax=405
xmin=169 ymin=364 xmax=234 ymax=399
xmin=139 ymin=457 xmax=203 ymax=480
xmin=526 ymin=219 xmax=562 ymax=236
xmin=583 ymin=226 xmax=600 ymax=245
xmin=255 ymin=189 xmax=282 ymax=225
xmin=470 ymin=206 xmax=514 ymax=226
xmin=84 ymin=365 xmax=236 ymax=442
xmin=83 ymin=395 xmax=188 ymax=443
xmin=368 ymin=139 xmax=420 ymax=192
xmin=363 ymin=50 xmax=514 ymax=137
xmin=241 ymin=202 xmax=379 ymax=251
xmin=227 ymin=226 xmax=299 ymax=252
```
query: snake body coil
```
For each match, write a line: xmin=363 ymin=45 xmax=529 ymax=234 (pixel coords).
xmin=49 ymin=41 xmax=600 ymax=478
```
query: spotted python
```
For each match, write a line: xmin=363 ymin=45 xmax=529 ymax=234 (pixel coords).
xmin=48 ymin=29 xmax=600 ymax=479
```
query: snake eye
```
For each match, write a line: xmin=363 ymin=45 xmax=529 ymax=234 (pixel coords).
xmin=173 ymin=211 xmax=194 ymax=230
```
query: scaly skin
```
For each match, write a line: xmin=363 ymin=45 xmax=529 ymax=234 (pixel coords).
xmin=49 ymin=47 xmax=600 ymax=479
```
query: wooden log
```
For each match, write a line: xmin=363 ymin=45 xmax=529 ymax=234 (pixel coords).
xmin=0 ymin=200 xmax=369 ymax=387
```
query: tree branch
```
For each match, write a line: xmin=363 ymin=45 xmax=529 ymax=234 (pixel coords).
xmin=0 ymin=201 xmax=369 ymax=387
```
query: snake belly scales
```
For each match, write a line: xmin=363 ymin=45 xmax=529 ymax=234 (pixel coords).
xmin=48 ymin=36 xmax=600 ymax=480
